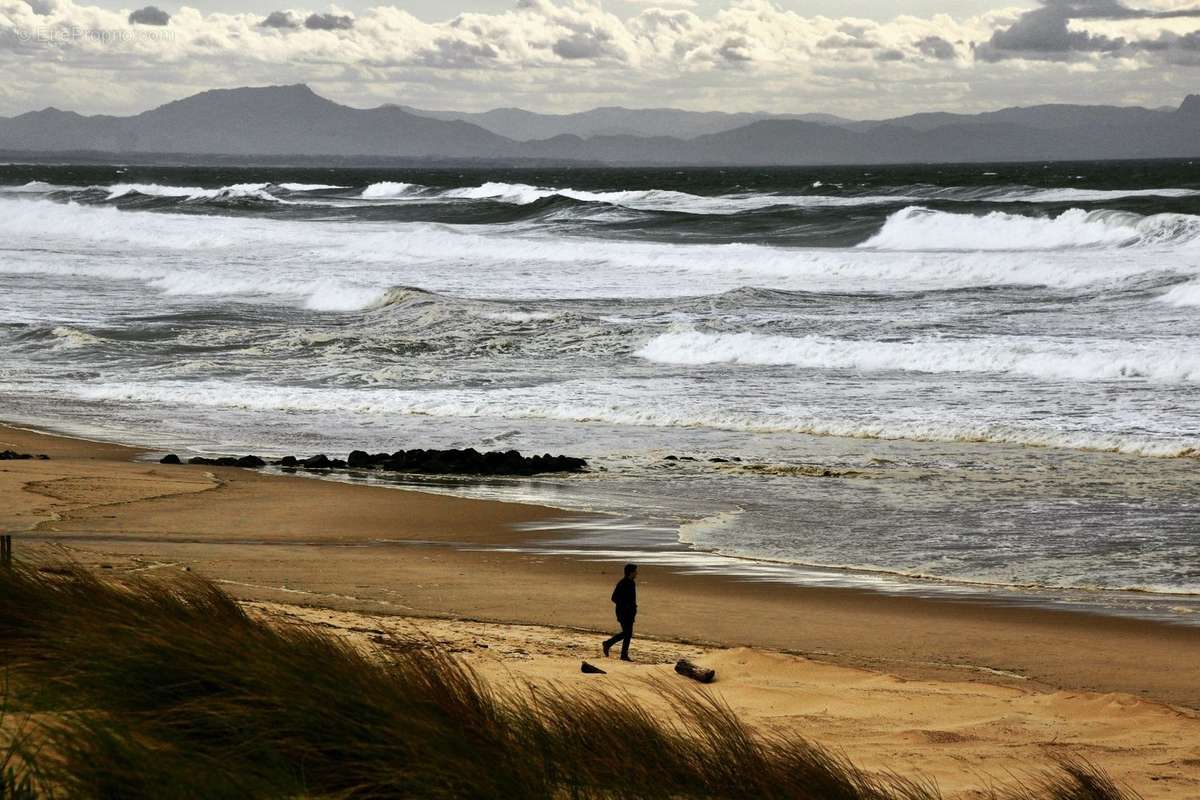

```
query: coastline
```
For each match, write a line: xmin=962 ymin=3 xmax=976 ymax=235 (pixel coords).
xmin=4 ymin=420 xmax=1200 ymax=795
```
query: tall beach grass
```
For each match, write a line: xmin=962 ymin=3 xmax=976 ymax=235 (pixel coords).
xmin=0 ymin=562 xmax=1138 ymax=799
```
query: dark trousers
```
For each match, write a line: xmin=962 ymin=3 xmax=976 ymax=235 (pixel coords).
xmin=603 ymin=615 xmax=634 ymax=657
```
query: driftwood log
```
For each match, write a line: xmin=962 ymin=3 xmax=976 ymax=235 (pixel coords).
xmin=581 ymin=661 xmax=607 ymax=674
xmin=674 ymin=659 xmax=715 ymax=683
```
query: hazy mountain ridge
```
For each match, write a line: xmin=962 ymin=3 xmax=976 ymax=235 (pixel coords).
xmin=393 ymin=104 xmax=854 ymax=140
xmin=1 ymin=84 xmax=1198 ymax=165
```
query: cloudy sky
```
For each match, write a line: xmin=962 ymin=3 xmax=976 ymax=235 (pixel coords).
xmin=2 ymin=0 xmax=1198 ymax=117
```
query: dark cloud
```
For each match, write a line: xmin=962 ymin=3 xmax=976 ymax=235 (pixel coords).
xmin=417 ymin=37 xmax=499 ymax=67
xmin=304 ymin=12 xmax=353 ymax=30
xmin=915 ymin=35 xmax=956 ymax=60
xmin=260 ymin=10 xmax=301 ymax=28
xmin=716 ymin=35 xmax=754 ymax=62
xmin=1045 ymin=0 xmax=1200 ymax=19
xmin=977 ymin=0 xmax=1200 ymax=61
xmin=976 ymin=5 xmax=1123 ymax=60
xmin=552 ymin=32 xmax=610 ymax=59
xmin=875 ymin=48 xmax=905 ymax=61
xmin=128 ymin=5 xmax=170 ymax=25
xmin=1132 ymin=28 xmax=1200 ymax=61
xmin=23 ymin=0 xmax=55 ymax=16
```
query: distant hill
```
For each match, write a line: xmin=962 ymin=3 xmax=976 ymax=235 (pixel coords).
xmin=0 ymin=85 xmax=514 ymax=158
xmin=394 ymin=104 xmax=853 ymax=140
xmin=857 ymin=104 xmax=1172 ymax=133
xmin=1 ymin=85 xmax=1198 ymax=165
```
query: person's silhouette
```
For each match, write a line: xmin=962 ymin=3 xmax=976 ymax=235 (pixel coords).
xmin=602 ymin=563 xmax=638 ymax=661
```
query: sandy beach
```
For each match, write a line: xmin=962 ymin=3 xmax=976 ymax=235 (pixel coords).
xmin=3 ymin=421 xmax=1199 ymax=798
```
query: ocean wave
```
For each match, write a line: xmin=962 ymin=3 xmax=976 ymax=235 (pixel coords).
xmin=2 ymin=197 xmax=1192 ymax=306
xmin=107 ymin=182 xmax=290 ymax=204
xmin=145 ymin=272 xmax=385 ymax=312
xmin=401 ymin=181 xmax=924 ymax=214
xmin=1003 ymin=187 xmax=1200 ymax=203
xmin=1158 ymin=280 xmax=1200 ymax=307
xmin=635 ymin=329 xmax=1200 ymax=383
xmin=42 ymin=326 xmax=105 ymax=350
xmin=65 ymin=378 xmax=1200 ymax=459
xmin=278 ymin=183 xmax=347 ymax=192
xmin=360 ymin=181 xmax=424 ymax=199
xmin=348 ymin=180 xmax=1200 ymax=215
xmin=860 ymin=206 xmax=1200 ymax=251
xmin=363 ymin=286 xmax=574 ymax=334
xmin=2 ymin=180 xmax=84 ymax=193
xmin=17 ymin=178 xmax=1200 ymax=219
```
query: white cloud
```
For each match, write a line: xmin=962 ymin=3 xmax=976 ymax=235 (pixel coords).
xmin=0 ymin=0 xmax=1196 ymax=116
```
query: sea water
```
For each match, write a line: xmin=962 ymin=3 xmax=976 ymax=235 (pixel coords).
xmin=2 ymin=161 xmax=1198 ymax=620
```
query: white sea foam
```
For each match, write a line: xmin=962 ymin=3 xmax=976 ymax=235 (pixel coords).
xmin=48 ymin=326 xmax=104 ymax=349
xmin=25 ymin=177 xmax=1200 ymax=217
xmin=1158 ymin=281 xmax=1200 ymax=307
xmin=146 ymin=271 xmax=382 ymax=311
xmin=481 ymin=311 xmax=560 ymax=322
xmin=351 ymin=181 xmax=1200 ymax=215
xmin=106 ymin=182 xmax=287 ymax=203
xmin=3 ymin=180 xmax=78 ymax=193
xmin=861 ymin=206 xmax=1200 ymax=251
xmin=360 ymin=181 xmax=422 ymax=198
xmin=432 ymin=181 xmax=918 ymax=213
xmin=66 ymin=378 xmax=1200 ymax=459
xmin=635 ymin=329 xmax=1200 ymax=384
xmin=278 ymin=183 xmax=347 ymax=192
xmin=1 ymin=197 xmax=1194 ymax=308
xmin=1007 ymin=187 xmax=1200 ymax=203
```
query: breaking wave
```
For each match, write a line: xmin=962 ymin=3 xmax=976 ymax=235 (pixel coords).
xmin=635 ymin=329 xmax=1200 ymax=384
xmin=278 ymin=183 xmax=347 ymax=192
xmin=353 ymin=181 xmax=1200 ymax=215
xmin=861 ymin=206 xmax=1200 ymax=251
xmin=360 ymin=181 xmax=421 ymax=199
xmin=9 ymin=179 xmax=1200 ymax=230
xmin=1159 ymin=280 xmax=1200 ymax=307
xmin=106 ymin=182 xmax=291 ymax=204
xmin=2 ymin=197 xmax=1195 ymax=308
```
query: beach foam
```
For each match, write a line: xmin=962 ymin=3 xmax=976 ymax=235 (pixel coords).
xmin=635 ymin=329 xmax=1200 ymax=383
xmin=861 ymin=206 xmax=1200 ymax=251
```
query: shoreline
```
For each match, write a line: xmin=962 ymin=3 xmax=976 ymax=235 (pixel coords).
xmin=5 ymin=420 xmax=1200 ymax=796
xmin=2 ymin=420 xmax=1198 ymax=702
xmin=11 ymin=410 xmax=1199 ymax=627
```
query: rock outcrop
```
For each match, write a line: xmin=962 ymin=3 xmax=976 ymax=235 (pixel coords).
xmin=162 ymin=447 xmax=587 ymax=476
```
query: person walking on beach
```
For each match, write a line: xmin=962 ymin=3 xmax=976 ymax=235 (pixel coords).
xmin=602 ymin=563 xmax=638 ymax=661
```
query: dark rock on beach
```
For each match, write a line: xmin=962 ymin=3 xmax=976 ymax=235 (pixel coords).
xmin=160 ymin=446 xmax=587 ymax=476
xmin=187 ymin=456 xmax=243 ymax=467
xmin=159 ymin=454 xmax=181 ymax=464
xmin=1 ymin=450 xmax=49 ymax=460
xmin=347 ymin=449 xmax=373 ymax=469
xmin=365 ymin=447 xmax=587 ymax=476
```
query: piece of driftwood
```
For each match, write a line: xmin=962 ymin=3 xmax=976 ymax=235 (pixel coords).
xmin=581 ymin=661 xmax=607 ymax=675
xmin=674 ymin=659 xmax=715 ymax=683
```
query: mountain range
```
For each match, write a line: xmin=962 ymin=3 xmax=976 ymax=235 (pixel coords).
xmin=1 ymin=84 xmax=1198 ymax=165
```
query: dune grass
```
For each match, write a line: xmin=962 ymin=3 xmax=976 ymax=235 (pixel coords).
xmin=0 ymin=561 xmax=1138 ymax=800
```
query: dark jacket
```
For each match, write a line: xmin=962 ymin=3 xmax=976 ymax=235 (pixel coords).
xmin=611 ymin=576 xmax=637 ymax=620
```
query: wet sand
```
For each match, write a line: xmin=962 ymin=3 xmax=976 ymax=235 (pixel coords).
xmin=3 ymin=422 xmax=1199 ymax=797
